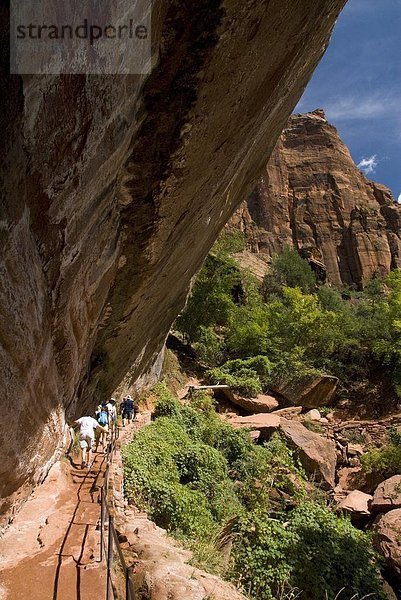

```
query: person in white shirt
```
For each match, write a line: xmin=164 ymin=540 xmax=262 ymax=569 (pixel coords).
xmin=105 ymin=398 xmax=117 ymax=434
xmin=74 ymin=416 xmax=107 ymax=469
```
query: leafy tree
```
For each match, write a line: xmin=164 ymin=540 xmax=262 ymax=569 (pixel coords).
xmin=262 ymin=247 xmax=316 ymax=296
xmin=175 ymin=253 xmax=239 ymax=343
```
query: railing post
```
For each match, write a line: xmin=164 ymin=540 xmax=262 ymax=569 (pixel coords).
xmin=125 ymin=567 xmax=130 ymax=600
xmin=105 ymin=465 xmax=109 ymax=500
xmin=100 ymin=486 xmax=104 ymax=562
xmin=106 ymin=514 xmax=114 ymax=600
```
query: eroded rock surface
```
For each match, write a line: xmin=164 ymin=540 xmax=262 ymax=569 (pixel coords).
xmin=374 ymin=509 xmax=401 ymax=582
xmin=0 ymin=0 xmax=346 ymax=525
xmin=371 ymin=476 xmax=401 ymax=514
xmin=230 ymin=110 xmax=401 ymax=287
xmin=280 ymin=418 xmax=337 ymax=488
xmin=126 ymin=513 xmax=247 ymax=600
xmin=271 ymin=374 xmax=338 ymax=408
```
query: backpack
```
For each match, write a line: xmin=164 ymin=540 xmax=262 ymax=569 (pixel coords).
xmin=98 ymin=410 xmax=108 ymax=426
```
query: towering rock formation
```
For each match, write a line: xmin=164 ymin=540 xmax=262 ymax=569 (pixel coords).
xmin=232 ymin=110 xmax=401 ymax=287
xmin=0 ymin=1 xmax=346 ymax=526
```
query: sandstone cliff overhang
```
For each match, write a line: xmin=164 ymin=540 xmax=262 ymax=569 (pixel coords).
xmin=0 ymin=0 xmax=346 ymax=526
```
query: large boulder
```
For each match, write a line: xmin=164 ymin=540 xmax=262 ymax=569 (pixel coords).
xmin=371 ymin=476 xmax=401 ymax=514
xmin=229 ymin=413 xmax=281 ymax=439
xmin=231 ymin=394 xmax=279 ymax=414
xmin=271 ymin=374 xmax=338 ymax=408
xmin=229 ymin=414 xmax=337 ymax=488
xmin=337 ymin=490 xmax=372 ymax=519
xmin=304 ymin=409 xmax=321 ymax=421
xmin=279 ymin=419 xmax=337 ymax=488
xmin=374 ymin=509 xmax=401 ymax=582
xmin=336 ymin=466 xmax=384 ymax=496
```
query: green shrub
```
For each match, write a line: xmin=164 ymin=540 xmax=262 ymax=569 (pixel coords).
xmin=155 ymin=483 xmax=215 ymax=538
xmin=230 ymin=502 xmax=385 ymax=600
xmin=175 ymin=253 xmax=239 ymax=343
xmin=193 ymin=326 xmax=224 ymax=365
xmin=212 ymin=230 xmax=246 ymax=256
xmin=152 ymin=383 xmax=182 ymax=418
xmin=303 ymin=419 xmax=324 ymax=434
xmin=176 ymin=443 xmax=228 ymax=494
xmin=208 ymin=356 xmax=273 ymax=397
xmin=124 ymin=390 xmax=384 ymax=600
xmin=361 ymin=442 xmax=401 ymax=478
xmin=124 ymin=396 xmax=251 ymax=540
xmin=189 ymin=389 xmax=216 ymax=412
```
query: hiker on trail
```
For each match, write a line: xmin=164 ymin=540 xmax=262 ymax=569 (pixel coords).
xmin=74 ymin=415 xmax=107 ymax=469
xmin=95 ymin=403 xmax=109 ymax=452
xmin=122 ymin=395 xmax=135 ymax=426
xmin=106 ymin=398 xmax=117 ymax=434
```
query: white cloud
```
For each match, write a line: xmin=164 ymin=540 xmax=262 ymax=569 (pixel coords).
xmin=397 ymin=193 xmax=401 ymax=204
xmin=357 ymin=155 xmax=378 ymax=175
xmin=325 ymin=95 xmax=399 ymax=121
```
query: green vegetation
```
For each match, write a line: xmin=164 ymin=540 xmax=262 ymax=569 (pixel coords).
xmin=123 ymin=385 xmax=385 ymax=599
xmin=175 ymin=241 xmax=401 ymax=400
xmin=208 ymin=355 xmax=273 ymax=397
xmin=361 ymin=429 xmax=401 ymax=478
xmin=230 ymin=502 xmax=384 ymax=600
xmin=262 ymin=246 xmax=316 ymax=295
xmin=123 ymin=239 xmax=401 ymax=598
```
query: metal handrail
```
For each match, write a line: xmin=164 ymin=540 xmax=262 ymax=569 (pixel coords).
xmin=99 ymin=424 xmax=135 ymax=600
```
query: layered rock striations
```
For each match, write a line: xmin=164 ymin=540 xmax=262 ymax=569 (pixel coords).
xmin=231 ymin=110 xmax=401 ymax=287
xmin=0 ymin=1 xmax=346 ymax=525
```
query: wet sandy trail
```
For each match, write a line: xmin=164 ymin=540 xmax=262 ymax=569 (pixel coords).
xmin=0 ymin=451 xmax=107 ymax=600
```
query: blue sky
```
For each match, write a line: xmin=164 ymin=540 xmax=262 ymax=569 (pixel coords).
xmin=296 ymin=0 xmax=401 ymax=201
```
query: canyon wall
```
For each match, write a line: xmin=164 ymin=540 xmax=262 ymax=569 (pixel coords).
xmin=231 ymin=110 xmax=401 ymax=287
xmin=0 ymin=1 xmax=346 ymax=526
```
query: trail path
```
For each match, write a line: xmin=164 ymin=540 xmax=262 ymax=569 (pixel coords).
xmin=0 ymin=450 xmax=108 ymax=600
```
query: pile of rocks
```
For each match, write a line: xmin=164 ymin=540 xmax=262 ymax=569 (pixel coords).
xmin=337 ymin=476 xmax=401 ymax=585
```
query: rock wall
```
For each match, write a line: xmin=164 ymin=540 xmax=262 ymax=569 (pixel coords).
xmin=0 ymin=1 xmax=346 ymax=526
xmin=231 ymin=110 xmax=401 ymax=287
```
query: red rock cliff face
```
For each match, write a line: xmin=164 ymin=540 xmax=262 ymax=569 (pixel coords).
xmin=232 ymin=110 xmax=401 ymax=287
xmin=0 ymin=1 xmax=346 ymax=526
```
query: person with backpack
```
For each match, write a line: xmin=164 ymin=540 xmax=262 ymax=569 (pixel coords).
xmin=105 ymin=398 xmax=117 ymax=434
xmin=73 ymin=414 xmax=107 ymax=469
xmin=95 ymin=403 xmax=109 ymax=452
xmin=122 ymin=395 xmax=134 ymax=426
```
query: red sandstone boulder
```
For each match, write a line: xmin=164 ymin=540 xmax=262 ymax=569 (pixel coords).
xmin=230 ymin=393 xmax=279 ymax=414
xmin=272 ymin=406 xmax=303 ymax=418
xmin=337 ymin=490 xmax=372 ymax=517
xmin=279 ymin=419 xmax=337 ymax=488
xmin=230 ymin=414 xmax=336 ymax=488
xmin=271 ymin=374 xmax=338 ymax=408
xmin=347 ymin=443 xmax=364 ymax=457
xmin=304 ymin=409 xmax=321 ymax=421
xmin=371 ymin=476 xmax=401 ymax=513
xmin=229 ymin=413 xmax=281 ymax=437
xmin=374 ymin=509 xmax=401 ymax=581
